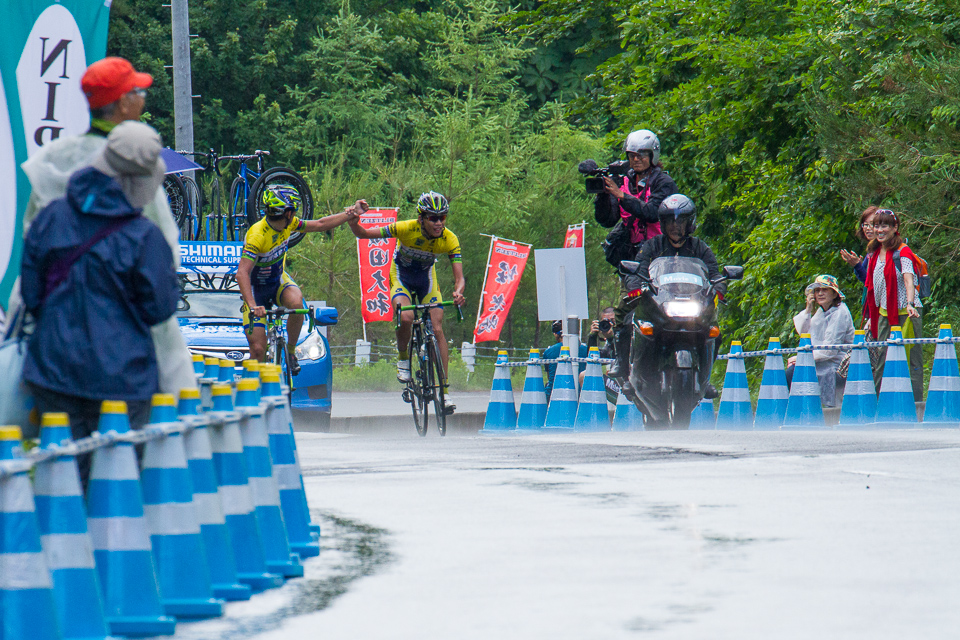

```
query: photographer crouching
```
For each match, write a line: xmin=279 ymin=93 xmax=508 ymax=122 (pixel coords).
xmin=578 ymin=129 xmax=677 ymax=380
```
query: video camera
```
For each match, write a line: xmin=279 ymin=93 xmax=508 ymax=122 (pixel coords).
xmin=578 ymin=159 xmax=631 ymax=194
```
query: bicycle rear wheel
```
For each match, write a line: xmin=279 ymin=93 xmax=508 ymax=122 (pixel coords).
xmin=208 ymin=178 xmax=223 ymax=241
xmin=247 ymin=167 xmax=314 ymax=248
xmin=181 ymin=175 xmax=202 ymax=241
xmin=409 ymin=336 xmax=428 ymax=437
xmin=427 ymin=336 xmax=447 ymax=436
xmin=164 ymin=174 xmax=187 ymax=231
xmin=228 ymin=177 xmax=246 ymax=241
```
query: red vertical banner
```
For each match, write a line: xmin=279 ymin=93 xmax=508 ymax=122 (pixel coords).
xmin=357 ymin=208 xmax=398 ymax=323
xmin=564 ymin=222 xmax=585 ymax=248
xmin=474 ymin=237 xmax=531 ymax=343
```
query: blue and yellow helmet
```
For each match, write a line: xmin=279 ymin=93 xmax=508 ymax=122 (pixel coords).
xmin=416 ymin=191 xmax=449 ymax=217
xmin=261 ymin=185 xmax=301 ymax=216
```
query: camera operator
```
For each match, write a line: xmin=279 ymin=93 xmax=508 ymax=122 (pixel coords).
xmin=586 ymin=307 xmax=616 ymax=358
xmin=578 ymin=129 xmax=677 ymax=379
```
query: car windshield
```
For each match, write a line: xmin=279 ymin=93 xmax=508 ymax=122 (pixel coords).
xmin=178 ymin=291 xmax=241 ymax=319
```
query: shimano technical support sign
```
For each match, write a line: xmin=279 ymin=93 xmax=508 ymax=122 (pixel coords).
xmin=0 ymin=1 xmax=110 ymax=311
xmin=179 ymin=242 xmax=245 ymax=274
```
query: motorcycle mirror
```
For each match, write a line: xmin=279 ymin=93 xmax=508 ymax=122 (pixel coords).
xmin=722 ymin=265 xmax=744 ymax=280
xmin=619 ymin=260 xmax=641 ymax=275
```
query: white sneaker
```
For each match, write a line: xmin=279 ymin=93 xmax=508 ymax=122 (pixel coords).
xmin=397 ymin=360 xmax=412 ymax=382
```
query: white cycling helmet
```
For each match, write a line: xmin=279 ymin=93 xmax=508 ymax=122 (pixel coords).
xmin=623 ymin=129 xmax=661 ymax=165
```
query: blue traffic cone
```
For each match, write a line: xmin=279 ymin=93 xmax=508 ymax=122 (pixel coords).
xmin=235 ymin=380 xmax=303 ymax=578
xmin=261 ymin=373 xmax=318 ymax=558
xmin=516 ymin=349 xmax=547 ymax=431
xmin=200 ymin=358 xmax=220 ymax=412
xmin=754 ymin=337 xmax=788 ymax=430
xmin=837 ymin=331 xmax=878 ymax=429
xmin=87 ymin=401 xmax=176 ymax=637
xmin=207 ymin=385 xmax=283 ymax=592
xmin=0 ymin=426 xmax=62 ymax=640
xmin=923 ymin=325 xmax=960 ymax=428
xmin=543 ymin=347 xmax=578 ymax=431
xmin=261 ymin=366 xmax=320 ymax=539
xmin=575 ymin=348 xmax=611 ymax=432
xmin=218 ymin=359 xmax=237 ymax=385
xmin=192 ymin=354 xmax=204 ymax=377
xmin=242 ymin=360 xmax=260 ymax=379
xmin=178 ymin=389 xmax=250 ymax=601
xmin=716 ymin=342 xmax=753 ymax=430
xmin=34 ymin=414 xmax=113 ymax=640
xmin=612 ymin=385 xmax=644 ymax=432
xmin=874 ymin=326 xmax=920 ymax=428
xmin=482 ymin=351 xmax=518 ymax=432
xmin=689 ymin=399 xmax=716 ymax=430
xmin=782 ymin=334 xmax=827 ymax=430
xmin=141 ymin=395 xmax=223 ymax=619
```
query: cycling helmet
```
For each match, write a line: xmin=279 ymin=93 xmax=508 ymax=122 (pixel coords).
xmin=261 ymin=185 xmax=301 ymax=216
xmin=623 ymin=129 xmax=661 ymax=165
xmin=657 ymin=194 xmax=697 ymax=239
xmin=416 ymin=191 xmax=449 ymax=217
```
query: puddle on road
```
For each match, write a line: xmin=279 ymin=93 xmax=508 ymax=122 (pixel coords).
xmin=153 ymin=512 xmax=393 ymax=640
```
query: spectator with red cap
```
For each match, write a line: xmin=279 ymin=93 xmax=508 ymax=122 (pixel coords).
xmin=15 ymin=56 xmax=197 ymax=396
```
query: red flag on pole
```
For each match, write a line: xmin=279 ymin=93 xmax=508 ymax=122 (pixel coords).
xmin=357 ymin=208 xmax=398 ymax=323
xmin=474 ymin=237 xmax=531 ymax=343
xmin=563 ymin=222 xmax=585 ymax=248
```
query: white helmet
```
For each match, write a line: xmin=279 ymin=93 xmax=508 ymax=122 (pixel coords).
xmin=623 ymin=129 xmax=661 ymax=165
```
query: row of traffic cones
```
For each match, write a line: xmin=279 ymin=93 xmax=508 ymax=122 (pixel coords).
xmin=709 ymin=325 xmax=960 ymax=430
xmin=0 ymin=361 xmax=319 ymax=639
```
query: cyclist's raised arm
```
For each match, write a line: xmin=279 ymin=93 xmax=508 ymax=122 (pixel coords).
xmin=305 ymin=200 xmax=369 ymax=234
xmin=451 ymin=261 xmax=466 ymax=306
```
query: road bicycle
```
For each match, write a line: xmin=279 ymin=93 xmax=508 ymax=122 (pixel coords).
xmin=262 ymin=306 xmax=314 ymax=395
xmin=399 ymin=301 xmax=462 ymax=437
xmin=222 ymin=151 xmax=314 ymax=245
xmin=173 ymin=149 xmax=223 ymax=241
xmin=163 ymin=171 xmax=203 ymax=241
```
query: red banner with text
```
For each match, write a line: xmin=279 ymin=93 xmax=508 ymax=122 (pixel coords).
xmin=563 ymin=222 xmax=585 ymax=248
xmin=357 ymin=209 xmax=398 ymax=323
xmin=473 ymin=238 xmax=531 ymax=343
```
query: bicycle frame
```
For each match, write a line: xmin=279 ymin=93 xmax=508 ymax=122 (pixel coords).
xmin=221 ymin=151 xmax=269 ymax=241
xmin=262 ymin=306 xmax=312 ymax=391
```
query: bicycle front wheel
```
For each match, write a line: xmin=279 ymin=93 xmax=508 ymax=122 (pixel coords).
xmin=427 ymin=336 xmax=447 ymax=436
xmin=181 ymin=175 xmax=202 ymax=241
xmin=409 ymin=338 xmax=428 ymax=437
xmin=247 ymin=167 xmax=314 ymax=248
xmin=164 ymin=174 xmax=187 ymax=231
xmin=228 ymin=177 xmax=246 ymax=242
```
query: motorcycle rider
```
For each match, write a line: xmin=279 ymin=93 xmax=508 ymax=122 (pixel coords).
xmin=617 ymin=194 xmax=725 ymax=398
xmin=580 ymin=129 xmax=677 ymax=378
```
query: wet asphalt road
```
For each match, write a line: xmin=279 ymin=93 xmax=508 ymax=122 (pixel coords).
xmin=161 ymin=428 xmax=960 ymax=639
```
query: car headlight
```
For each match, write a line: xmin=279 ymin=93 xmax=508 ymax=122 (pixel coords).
xmin=295 ymin=332 xmax=326 ymax=361
xmin=664 ymin=300 xmax=702 ymax=318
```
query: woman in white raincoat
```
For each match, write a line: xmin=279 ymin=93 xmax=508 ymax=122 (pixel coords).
xmin=787 ymin=275 xmax=856 ymax=407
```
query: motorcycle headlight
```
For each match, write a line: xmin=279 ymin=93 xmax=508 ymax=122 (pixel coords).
xmin=295 ymin=331 xmax=326 ymax=361
xmin=664 ymin=300 xmax=702 ymax=318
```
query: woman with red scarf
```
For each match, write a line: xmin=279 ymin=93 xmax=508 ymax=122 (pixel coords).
xmin=864 ymin=209 xmax=924 ymax=401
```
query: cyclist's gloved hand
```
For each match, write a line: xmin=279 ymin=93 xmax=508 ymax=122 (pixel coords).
xmin=252 ymin=305 xmax=266 ymax=318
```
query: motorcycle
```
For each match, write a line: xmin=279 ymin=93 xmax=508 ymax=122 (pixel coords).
xmin=619 ymin=256 xmax=743 ymax=429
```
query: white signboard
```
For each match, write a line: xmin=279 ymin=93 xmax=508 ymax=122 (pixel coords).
xmin=534 ymin=247 xmax=589 ymax=321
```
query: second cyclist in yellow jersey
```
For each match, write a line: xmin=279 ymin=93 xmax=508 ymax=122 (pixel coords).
xmin=348 ymin=191 xmax=466 ymax=385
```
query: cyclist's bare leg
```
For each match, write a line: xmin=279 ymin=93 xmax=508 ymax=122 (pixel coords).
xmin=430 ymin=306 xmax=448 ymax=380
xmin=280 ymin=285 xmax=305 ymax=357
xmin=246 ymin=326 xmax=268 ymax=362
xmin=394 ymin=294 xmax=414 ymax=354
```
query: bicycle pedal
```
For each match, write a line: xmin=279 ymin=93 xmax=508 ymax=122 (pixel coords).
xmin=401 ymin=389 xmax=413 ymax=404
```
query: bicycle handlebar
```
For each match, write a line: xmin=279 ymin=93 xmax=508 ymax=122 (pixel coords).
xmin=398 ymin=301 xmax=464 ymax=323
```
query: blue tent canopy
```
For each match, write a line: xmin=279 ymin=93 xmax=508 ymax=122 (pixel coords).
xmin=161 ymin=148 xmax=204 ymax=175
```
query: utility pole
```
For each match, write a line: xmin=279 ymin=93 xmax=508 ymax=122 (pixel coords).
xmin=171 ymin=0 xmax=195 ymax=156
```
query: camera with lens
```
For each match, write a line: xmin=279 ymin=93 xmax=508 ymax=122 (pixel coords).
xmin=578 ymin=159 xmax=631 ymax=194
xmin=598 ymin=319 xmax=612 ymax=333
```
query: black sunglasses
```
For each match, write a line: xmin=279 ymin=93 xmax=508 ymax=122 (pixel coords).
xmin=425 ymin=214 xmax=447 ymax=223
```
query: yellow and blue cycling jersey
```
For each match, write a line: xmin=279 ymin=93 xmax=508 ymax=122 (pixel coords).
xmin=380 ymin=219 xmax=461 ymax=303
xmin=241 ymin=216 xmax=304 ymax=306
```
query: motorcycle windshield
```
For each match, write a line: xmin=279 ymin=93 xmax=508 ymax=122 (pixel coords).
xmin=649 ymin=257 xmax=710 ymax=296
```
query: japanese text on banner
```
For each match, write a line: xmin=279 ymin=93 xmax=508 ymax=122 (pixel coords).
xmin=357 ymin=209 xmax=398 ymax=323
xmin=474 ymin=238 xmax=531 ymax=343
xmin=563 ymin=222 xmax=585 ymax=248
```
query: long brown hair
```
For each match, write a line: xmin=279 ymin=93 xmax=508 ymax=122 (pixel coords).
xmin=856 ymin=205 xmax=879 ymax=242
xmin=866 ymin=209 xmax=902 ymax=253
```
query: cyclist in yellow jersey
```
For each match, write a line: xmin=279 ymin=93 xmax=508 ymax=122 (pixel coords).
xmin=237 ymin=185 xmax=366 ymax=373
xmin=348 ymin=192 xmax=466 ymax=384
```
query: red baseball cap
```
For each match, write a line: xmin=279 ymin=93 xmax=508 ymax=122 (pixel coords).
xmin=81 ymin=57 xmax=153 ymax=109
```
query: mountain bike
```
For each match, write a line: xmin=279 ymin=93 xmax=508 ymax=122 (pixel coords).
xmin=220 ymin=151 xmax=314 ymax=245
xmin=262 ymin=306 xmax=314 ymax=395
xmin=399 ymin=301 xmax=462 ymax=437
